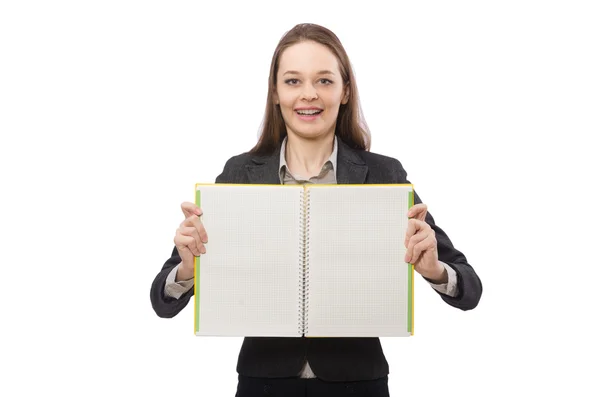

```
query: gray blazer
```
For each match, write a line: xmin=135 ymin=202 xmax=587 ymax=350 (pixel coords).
xmin=150 ymin=137 xmax=482 ymax=381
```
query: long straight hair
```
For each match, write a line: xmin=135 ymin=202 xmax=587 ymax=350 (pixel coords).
xmin=249 ymin=23 xmax=371 ymax=156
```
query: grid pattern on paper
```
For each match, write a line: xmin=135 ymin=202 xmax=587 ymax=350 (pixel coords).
xmin=196 ymin=185 xmax=303 ymax=336
xmin=305 ymin=185 xmax=411 ymax=337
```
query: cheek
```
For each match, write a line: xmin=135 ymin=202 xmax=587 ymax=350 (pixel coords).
xmin=324 ymin=90 xmax=344 ymax=107
xmin=324 ymin=97 xmax=343 ymax=115
xmin=278 ymin=96 xmax=295 ymax=112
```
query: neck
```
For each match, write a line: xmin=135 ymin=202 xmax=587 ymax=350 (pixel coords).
xmin=285 ymin=132 xmax=335 ymax=179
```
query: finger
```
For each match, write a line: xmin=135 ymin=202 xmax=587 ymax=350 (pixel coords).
xmin=175 ymin=232 xmax=200 ymax=256
xmin=407 ymin=203 xmax=427 ymax=222
xmin=409 ymin=232 xmax=437 ymax=264
xmin=179 ymin=226 xmax=206 ymax=254
xmin=176 ymin=231 xmax=205 ymax=256
xmin=405 ymin=229 xmax=430 ymax=263
xmin=181 ymin=215 xmax=209 ymax=244
xmin=174 ymin=240 xmax=193 ymax=260
xmin=191 ymin=216 xmax=209 ymax=244
xmin=407 ymin=203 xmax=426 ymax=217
xmin=181 ymin=201 xmax=202 ymax=218
xmin=404 ymin=219 xmax=428 ymax=247
xmin=174 ymin=234 xmax=203 ymax=256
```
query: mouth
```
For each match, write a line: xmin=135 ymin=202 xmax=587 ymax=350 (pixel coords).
xmin=295 ymin=108 xmax=323 ymax=117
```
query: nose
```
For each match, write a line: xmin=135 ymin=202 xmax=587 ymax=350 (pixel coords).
xmin=301 ymin=83 xmax=318 ymax=101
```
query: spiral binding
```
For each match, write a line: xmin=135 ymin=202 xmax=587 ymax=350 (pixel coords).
xmin=298 ymin=188 xmax=311 ymax=336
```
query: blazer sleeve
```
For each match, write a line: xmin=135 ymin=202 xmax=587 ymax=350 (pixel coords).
xmin=394 ymin=159 xmax=483 ymax=311
xmin=149 ymin=159 xmax=236 ymax=318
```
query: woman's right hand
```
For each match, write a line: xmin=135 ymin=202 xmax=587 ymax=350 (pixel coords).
xmin=173 ymin=202 xmax=208 ymax=281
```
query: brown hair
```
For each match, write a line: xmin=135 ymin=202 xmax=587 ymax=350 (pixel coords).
xmin=249 ymin=23 xmax=371 ymax=156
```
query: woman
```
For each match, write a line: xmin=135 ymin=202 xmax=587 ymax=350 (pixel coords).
xmin=150 ymin=23 xmax=482 ymax=397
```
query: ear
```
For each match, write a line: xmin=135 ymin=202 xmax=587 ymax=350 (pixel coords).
xmin=273 ymin=91 xmax=280 ymax=106
xmin=341 ymin=85 xmax=349 ymax=105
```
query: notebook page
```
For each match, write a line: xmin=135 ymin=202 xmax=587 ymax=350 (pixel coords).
xmin=305 ymin=185 xmax=412 ymax=337
xmin=195 ymin=184 xmax=303 ymax=337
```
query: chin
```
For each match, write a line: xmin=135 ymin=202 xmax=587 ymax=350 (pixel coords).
xmin=289 ymin=125 xmax=334 ymax=140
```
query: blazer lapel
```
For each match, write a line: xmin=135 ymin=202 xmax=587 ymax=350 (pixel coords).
xmin=336 ymin=138 xmax=368 ymax=184
xmin=246 ymin=147 xmax=282 ymax=185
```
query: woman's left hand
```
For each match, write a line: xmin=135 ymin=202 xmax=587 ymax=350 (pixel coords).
xmin=405 ymin=204 xmax=447 ymax=283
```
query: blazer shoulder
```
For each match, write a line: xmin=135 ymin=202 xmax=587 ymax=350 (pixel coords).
xmin=354 ymin=150 xmax=409 ymax=183
xmin=223 ymin=152 xmax=255 ymax=168
xmin=356 ymin=150 xmax=402 ymax=166
xmin=215 ymin=152 xmax=254 ymax=183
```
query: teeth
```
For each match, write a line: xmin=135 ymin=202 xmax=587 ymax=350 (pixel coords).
xmin=297 ymin=109 xmax=321 ymax=115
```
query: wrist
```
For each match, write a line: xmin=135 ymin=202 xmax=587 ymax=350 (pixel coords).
xmin=425 ymin=262 xmax=448 ymax=284
xmin=176 ymin=263 xmax=194 ymax=282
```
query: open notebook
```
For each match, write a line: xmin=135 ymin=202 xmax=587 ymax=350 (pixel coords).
xmin=193 ymin=184 xmax=414 ymax=337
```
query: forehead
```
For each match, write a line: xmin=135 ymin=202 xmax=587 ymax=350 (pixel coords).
xmin=278 ymin=41 xmax=341 ymax=74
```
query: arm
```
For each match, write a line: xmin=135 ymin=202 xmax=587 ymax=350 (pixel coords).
xmin=426 ymin=262 xmax=458 ymax=297
xmin=414 ymin=190 xmax=483 ymax=310
xmin=164 ymin=264 xmax=195 ymax=299
xmin=150 ymin=246 xmax=195 ymax=318
xmin=149 ymin=157 xmax=236 ymax=318
xmin=393 ymin=159 xmax=482 ymax=310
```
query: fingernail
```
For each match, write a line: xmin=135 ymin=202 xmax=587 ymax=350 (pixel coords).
xmin=405 ymin=255 xmax=410 ymax=262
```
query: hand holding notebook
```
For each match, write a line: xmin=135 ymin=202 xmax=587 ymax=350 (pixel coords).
xmin=405 ymin=203 xmax=447 ymax=282
xmin=173 ymin=202 xmax=208 ymax=281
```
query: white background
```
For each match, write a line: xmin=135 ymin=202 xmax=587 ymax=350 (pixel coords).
xmin=1 ymin=1 xmax=599 ymax=396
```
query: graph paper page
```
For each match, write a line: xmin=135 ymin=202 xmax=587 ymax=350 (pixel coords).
xmin=195 ymin=184 xmax=303 ymax=337
xmin=305 ymin=185 xmax=412 ymax=337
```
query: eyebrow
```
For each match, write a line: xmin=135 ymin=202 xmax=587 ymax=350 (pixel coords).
xmin=282 ymin=70 xmax=336 ymax=76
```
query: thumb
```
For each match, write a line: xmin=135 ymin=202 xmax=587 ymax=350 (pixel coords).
xmin=408 ymin=203 xmax=428 ymax=222
xmin=181 ymin=201 xmax=202 ymax=217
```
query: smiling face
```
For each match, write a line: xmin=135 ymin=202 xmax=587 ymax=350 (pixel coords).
xmin=274 ymin=40 xmax=349 ymax=141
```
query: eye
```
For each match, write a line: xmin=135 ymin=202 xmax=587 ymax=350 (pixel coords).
xmin=319 ymin=79 xmax=333 ymax=85
xmin=284 ymin=79 xmax=300 ymax=85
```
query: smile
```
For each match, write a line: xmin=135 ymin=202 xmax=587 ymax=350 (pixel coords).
xmin=296 ymin=109 xmax=323 ymax=115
